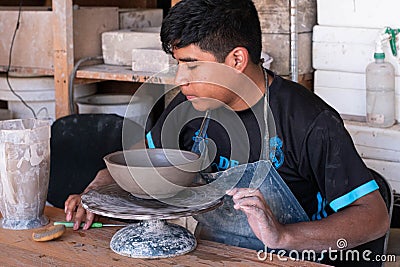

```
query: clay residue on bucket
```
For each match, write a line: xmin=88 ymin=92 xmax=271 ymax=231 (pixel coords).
xmin=0 ymin=119 xmax=51 ymax=230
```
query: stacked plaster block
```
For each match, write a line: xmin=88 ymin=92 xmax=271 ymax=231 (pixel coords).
xmin=102 ymin=28 xmax=162 ymax=66
xmin=317 ymin=0 xmax=400 ymax=29
xmin=132 ymin=48 xmax=175 ymax=72
xmin=344 ymin=120 xmax=400 ymax=193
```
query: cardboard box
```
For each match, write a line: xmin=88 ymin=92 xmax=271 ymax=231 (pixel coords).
xmin=0 ymin=6 xmax=119 ymax=70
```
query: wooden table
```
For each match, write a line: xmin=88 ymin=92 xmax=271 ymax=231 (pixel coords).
xmin=0 ymin=207 xmax=327 ymax=266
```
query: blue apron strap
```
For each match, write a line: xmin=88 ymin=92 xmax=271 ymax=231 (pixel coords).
xmin=191 ymin=110 xmax=211 ymax=155
xmin=192 ymin=69 xmax=309 ymax=251
xmin=261 ymin=69 xmax=270 ymax=161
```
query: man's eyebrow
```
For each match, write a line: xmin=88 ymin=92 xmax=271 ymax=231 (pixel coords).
xmin=178 ymin=57 xmax=198 ymax=62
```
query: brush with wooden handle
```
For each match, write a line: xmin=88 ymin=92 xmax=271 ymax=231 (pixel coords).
xmin=32 ymin=224 xmax=66 ymax=242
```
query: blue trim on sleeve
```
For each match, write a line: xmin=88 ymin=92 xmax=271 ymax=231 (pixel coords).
xmin=146 ymin=132 xmax=155 ymax=149
xmin=329 ymin=180 xmax=379 ymax=212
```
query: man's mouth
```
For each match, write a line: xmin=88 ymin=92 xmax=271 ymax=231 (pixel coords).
xmin=186 ymin=95 xmax=196 ymax=100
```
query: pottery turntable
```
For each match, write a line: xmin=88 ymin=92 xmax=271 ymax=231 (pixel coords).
xmin=81 ymin=149 xmax=223 ymax=259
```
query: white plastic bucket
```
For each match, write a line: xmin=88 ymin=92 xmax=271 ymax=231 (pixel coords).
xmin=0 ymin=75 xmax=96 ymax=120
xmin=76 ymin=94 xmax=153 ymax=127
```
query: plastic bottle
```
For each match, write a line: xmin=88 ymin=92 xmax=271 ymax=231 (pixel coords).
xmin=365 ymin=52 xmax=396 ymax=127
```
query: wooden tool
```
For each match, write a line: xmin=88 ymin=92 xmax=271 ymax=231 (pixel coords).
xmin=32 ymin=224 xmax=66 ymax=242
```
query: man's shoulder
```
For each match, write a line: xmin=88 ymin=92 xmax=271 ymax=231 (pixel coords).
xmin=270 ymin=74 xmax=340 ymax=123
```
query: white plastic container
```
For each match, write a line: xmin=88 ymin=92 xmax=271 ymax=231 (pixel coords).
xmin=366 ymin=52 xmax=396 ymax=127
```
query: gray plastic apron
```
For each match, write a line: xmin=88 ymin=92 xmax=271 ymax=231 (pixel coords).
xmin=192 ymin=70 xmax=309 ymax=251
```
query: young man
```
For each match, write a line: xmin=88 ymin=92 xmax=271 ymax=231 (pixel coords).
xmin=65 ymin=0 xmax=389 ymax=265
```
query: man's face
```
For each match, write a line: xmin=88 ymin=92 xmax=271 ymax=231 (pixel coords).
xmin=172 ymin=44 xmax=242 ymax=111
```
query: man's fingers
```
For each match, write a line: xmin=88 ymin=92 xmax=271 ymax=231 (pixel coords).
xmin=64 ymin=195 xmax=81 ymax=221
xmin=231 ymin=188 xmax=263 ymax=200
xmin=73 ymin=204 xmax=88 ymax=230
xmin=233 ymin=196 xmax=261 ymax=209
xmin=240 ymin=205 xmax=268 ymax=221
xmin=226 ymin=188 xmax=238 ymax=195
xmin=63 ymin=194 xmax=96 ymax=231
xmin=83 ymin=212 xmax=96 ymax=230
xmin=66 ymin=211 xmax=73 ymax=222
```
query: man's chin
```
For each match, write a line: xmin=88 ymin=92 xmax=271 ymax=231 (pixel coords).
xmin=190 ymin=101 xmax=222 ymax=112
xmin=191 ymin=103 xmax=209 ymax=112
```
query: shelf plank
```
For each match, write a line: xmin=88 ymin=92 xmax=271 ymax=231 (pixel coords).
xmin=0 ymin=66 xmax=53 ymax=76
xmin=76 ymin=64 xmax=175 ymax=85
xmin=52 ymin=0 xmax=74 ymax=119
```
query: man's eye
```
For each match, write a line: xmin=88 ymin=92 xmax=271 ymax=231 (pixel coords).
xmin=187 ymin=63 xmax=198 ymax=70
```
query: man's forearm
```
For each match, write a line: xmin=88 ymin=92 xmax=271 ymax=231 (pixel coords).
xmin=278 ymin=190 xmax=389 ymax=252
xmin=83 ymin=169 xmax=115 ymax=193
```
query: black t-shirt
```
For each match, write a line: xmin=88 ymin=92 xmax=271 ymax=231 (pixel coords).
xmin=147 ymin=70 xmax=377 ymax=220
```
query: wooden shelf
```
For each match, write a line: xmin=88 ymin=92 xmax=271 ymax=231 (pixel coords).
xmin=0 ymin=65 xmax=53 ymax=76
xmin=76 ymin=64 xmax=175 ymax=84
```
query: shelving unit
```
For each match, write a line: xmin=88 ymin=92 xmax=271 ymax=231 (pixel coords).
xmin=0 ymin=0 xmax=174 ymax=119
xmin=52 ymin=0 xmax=174 ymax=118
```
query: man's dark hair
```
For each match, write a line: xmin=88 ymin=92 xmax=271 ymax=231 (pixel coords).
xmin=161 ymin=0 xmax=262 ymax=64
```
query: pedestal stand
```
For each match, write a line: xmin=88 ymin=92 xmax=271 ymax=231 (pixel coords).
xmin=81 ymin=183 xmax=221 ymax=259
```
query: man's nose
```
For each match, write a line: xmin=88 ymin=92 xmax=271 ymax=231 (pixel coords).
xmin=175 ymin=64 xmax=190 ymax=86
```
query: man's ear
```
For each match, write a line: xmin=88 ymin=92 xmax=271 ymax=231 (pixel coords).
xmin=225 ymin=47 xmax=249 ymax=72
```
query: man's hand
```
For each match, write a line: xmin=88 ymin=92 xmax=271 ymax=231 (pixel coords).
xmin=226 ymin=188 xmax=286 ymax=248
xmin=64 ymin=168 xmax=114 ymax=230
xmin=64 ymin=194 xmax=97 ymax=230
xmin=227 ymin=188 xmax=389 ymax=252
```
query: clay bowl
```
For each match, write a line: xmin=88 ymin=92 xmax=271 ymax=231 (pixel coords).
xmin=104 ymin=149 xmax=201 ymax=199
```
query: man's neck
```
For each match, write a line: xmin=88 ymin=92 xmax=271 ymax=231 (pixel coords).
xmin=230 ymin=64 xmax=267 ymax=111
